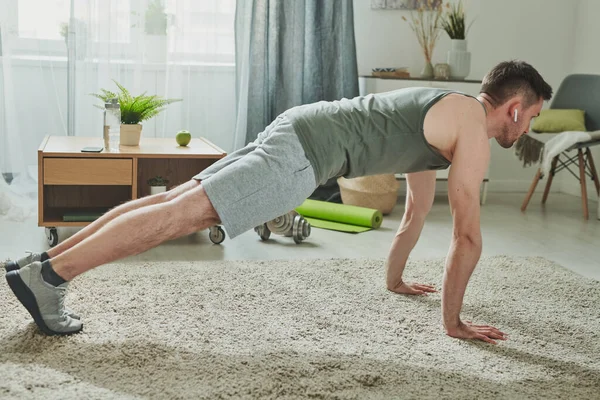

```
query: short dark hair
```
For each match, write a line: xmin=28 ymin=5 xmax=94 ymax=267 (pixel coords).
xmin=480 ymin=60 xmax=553 ymax=108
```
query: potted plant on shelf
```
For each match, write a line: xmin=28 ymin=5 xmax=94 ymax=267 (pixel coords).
xmin=91 ymin=80 xmax=181 ymax=146
xmin=402 ymin=0 xmax=443 ymax=79
xmin=147 ymin=176 xmax=169 ymax=195
xmin=131 ymin=0 xmax=174 ymax=62
xmin=440 ymin=0 xmax=474 ymax=80
xmin=144 ymin=0 xmax=171 ymax=62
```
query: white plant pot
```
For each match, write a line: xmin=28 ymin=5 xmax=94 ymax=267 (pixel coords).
xmin=120 ymin=124 xmax=142 ymax=146
xmin=447 ymin=39 xmax=471 ymax=80
xmin=144 ymin=34 xmax=167 ymax=63
xmin=150 ymin=186 xmax=167 ymax=195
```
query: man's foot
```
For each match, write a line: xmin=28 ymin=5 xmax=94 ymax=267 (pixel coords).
xmin=5 ymin=261 xmax=83 ymax=336
xmin=4 ymin=253 xmax=80 ymax=320
xmin=4 ymin=251 xmax=43 ymax=272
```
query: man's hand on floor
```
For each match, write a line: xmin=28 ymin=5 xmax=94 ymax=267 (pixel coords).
xmin=445 ymin=321 xmax=508 ymax=345
xmin=388 ymin=281 xmax=437 ymax=296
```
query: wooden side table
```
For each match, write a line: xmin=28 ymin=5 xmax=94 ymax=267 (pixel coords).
xmin=38 ymin=136 xmax=227 ymax=246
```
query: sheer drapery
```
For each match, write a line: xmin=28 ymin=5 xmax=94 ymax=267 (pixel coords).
xmin=0 ymin=0 xmax=237 ymax=221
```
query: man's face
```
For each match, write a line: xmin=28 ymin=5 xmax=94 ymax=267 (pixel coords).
xmin=496 ymin=98 xmax=544 ymax=149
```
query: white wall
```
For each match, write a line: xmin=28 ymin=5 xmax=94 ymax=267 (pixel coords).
xmin=353 ymin=0 xmax=579 ymax=192
xmin=560 ymin=0 xmax=600 ymax=201
xmin=571 ymin=0 xmax=600 ymax=74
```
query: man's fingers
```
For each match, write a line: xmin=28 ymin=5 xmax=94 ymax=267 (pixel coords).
xmin=476 ymin=334 xmax=497 ymax=345
xmin=395 ymin=287 xmax=427 ymax=296
xmin=409 ymin=284 xmax=437 ymax=293
xmin=478 ymin=326 xmax=507 ymax=337
xmin=490 ymin=328 xmax=507 ymax=337
xmin=478 ymin=329 xmax=507 ymax=340
xmin=470 ymin=324 xmax=507 ymax=336
xmin=415 ymin=285 xmax=437 ymax=292
xmin=474 ymin=325 xmax=506 ymax=335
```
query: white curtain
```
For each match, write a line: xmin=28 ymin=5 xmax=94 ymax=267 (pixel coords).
xmin=0 ymin=0 xmax=238 ymax=221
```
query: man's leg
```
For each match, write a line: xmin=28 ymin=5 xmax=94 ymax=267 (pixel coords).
xmin=5 ymin=179 xmax=217 ymax=335
xmin=47 ymin=180 xmax=199 ymax=258
xmin=4 ymin=180 xmax=198 ymax=273
xmin=50 ymin=180 xmax=219 ymax=281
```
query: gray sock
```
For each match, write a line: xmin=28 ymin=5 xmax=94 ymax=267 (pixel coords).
xmin=40 ymin=252 xmax=50 ymax=262
xmin=41 ymin=260 xmax=67 ymax=287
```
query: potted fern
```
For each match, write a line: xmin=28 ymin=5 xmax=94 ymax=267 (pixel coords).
xmin=92 ymin=81 xmax=181 ymax=146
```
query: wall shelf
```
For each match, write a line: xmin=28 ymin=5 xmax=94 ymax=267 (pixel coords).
xmin=360 ymin=75 xmax=482 ymax=84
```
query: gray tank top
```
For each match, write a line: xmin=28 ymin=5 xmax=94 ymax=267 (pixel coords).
xmin=284 ymin=87 xmax=476 ymax=185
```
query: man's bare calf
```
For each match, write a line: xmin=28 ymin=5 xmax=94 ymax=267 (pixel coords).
xmin=47 ymin=179 xmax=201 ymax=259
xmin=50 ymin=179 xmax=219 ymax=281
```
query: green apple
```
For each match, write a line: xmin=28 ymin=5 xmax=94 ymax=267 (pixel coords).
xmin=176 ymin=130 xmax=191 ymax=146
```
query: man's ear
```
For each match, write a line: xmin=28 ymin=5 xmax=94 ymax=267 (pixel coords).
xmin=505 ymin=98 xmax=522 ymax=121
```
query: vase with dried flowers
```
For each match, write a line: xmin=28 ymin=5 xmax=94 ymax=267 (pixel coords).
xmin=441 ymin=0 xmax=474 ymax=79
xmin=402 ymin=0 xmax=443 ymax=79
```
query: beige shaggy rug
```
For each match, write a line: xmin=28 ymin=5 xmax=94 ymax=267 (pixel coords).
xmin=0 ymin=256 xmax=599 ymax=399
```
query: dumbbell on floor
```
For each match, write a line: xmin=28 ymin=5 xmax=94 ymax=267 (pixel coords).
xmin=254 ymin=211 xmax=311 ymax=244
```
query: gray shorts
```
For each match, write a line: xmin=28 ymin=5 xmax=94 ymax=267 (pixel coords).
xmin=194 ymin=115 xmax=317 ymax=239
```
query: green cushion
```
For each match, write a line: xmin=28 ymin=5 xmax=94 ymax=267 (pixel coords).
xmin=531 ymin=109 xmax=586 ymax=133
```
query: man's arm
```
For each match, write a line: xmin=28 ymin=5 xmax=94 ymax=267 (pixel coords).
xmin=386 ymin=170 xmax=438 ymax=295
xmin=443 ymin=116 xmax=506 ymax=344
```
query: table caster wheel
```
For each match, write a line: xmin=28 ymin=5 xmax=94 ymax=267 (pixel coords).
xmin=45 ymin=227 xmax=58 ymax=247
xmin=209 ymin=226 xmax=225 ymax=244
xmin=254 ymin=223 xmax=271 ymax=241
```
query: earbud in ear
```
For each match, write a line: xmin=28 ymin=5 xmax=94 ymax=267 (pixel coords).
xmin=514 ymin=109 xmax=518 ymax=122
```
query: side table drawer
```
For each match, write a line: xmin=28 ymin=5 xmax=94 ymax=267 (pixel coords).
xmin=44 ymin=158 xmax=133 ymax=185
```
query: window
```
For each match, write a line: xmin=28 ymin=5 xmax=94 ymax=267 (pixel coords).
xmin=8 ymin=0 xmax=70 ymax=57
xmin=18 ymin=0 xmax=70 ymax=40
xmin=165 ymin=0 xmax=235 ymax=63
xmin=10 ymin=0 xmax=235 ymax=64
xmin=88 ymin=1 xmax=131 ymax=44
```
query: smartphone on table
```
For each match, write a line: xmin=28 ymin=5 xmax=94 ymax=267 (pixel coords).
xmin=81 ymin=147 xmax=104 ymax=153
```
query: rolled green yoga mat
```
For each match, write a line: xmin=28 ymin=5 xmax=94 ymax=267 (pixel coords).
xmin=295 ymin=199 xmax=383 ymax=233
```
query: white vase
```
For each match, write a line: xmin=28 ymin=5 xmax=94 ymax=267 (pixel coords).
xmin=150 ymin=186 xmax=167 ymax=195
xmin=447 ymin=39 xmax=471 ymax=80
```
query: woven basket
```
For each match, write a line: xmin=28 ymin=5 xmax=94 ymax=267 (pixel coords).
xmin=337 ymin=174 xmax=400 ymax=215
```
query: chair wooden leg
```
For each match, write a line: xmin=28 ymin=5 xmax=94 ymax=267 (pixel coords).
xmin=585 ymin=148 xmax=600 ymax=196
xmin=542 ymin=156 xmax=558 ymax=204
xmin=521 ymin=168 xmax=542 ymax=212
xmin=578 ymin=149 xmax=589 ymax=220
